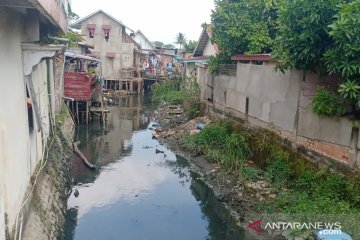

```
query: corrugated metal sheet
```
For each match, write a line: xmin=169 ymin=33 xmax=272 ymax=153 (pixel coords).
xmin=64 ymin=72 xmax=92 ymax=101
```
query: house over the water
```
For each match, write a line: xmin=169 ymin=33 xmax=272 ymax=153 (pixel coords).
xmin=71 ymin=10 xmax=142 ymax=93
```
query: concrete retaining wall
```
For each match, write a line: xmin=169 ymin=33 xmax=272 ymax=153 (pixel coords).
xmin=198 ymin=62 xmax=360 ymax=170
xmin=21 ymin=111 xmax=74 ymax=240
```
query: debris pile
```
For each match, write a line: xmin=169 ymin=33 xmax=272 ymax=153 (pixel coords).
xmin=149 ymin=103 xmax=212 ymax=143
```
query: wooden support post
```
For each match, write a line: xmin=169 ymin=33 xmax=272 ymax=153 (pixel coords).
xmin=76 ymin=101 xmax=79 ymax=125
xmin=129 ymin=80 xmax=134 ymax=93
xmin=86 ymin=101 xmax=89 ymax=125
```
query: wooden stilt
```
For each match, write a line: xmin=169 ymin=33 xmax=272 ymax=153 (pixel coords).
xmin=130 ymin=80 xmax=134 ymax=94
xmin=76 ymin=101 xmax=79 ymax=125
xmin=86 ymin=101 xmax=89 ymax=125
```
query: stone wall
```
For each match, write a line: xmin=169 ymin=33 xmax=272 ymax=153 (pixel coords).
xmin=20 ymin=111 xmax=74 ymax=240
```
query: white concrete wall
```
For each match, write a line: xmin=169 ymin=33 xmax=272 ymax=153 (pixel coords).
xmin=0 ymin=8 xmax=31 ymax=235
xmin=133 ymin=33 xmax=154 ymax=50
xmin=203 ymin=40 xmax=216 ymax=56
xmin=201 ymin=61 xmax=360 ymax=153
xmin=212 ymin=63 xmax=301 ymax=132
xmin=80 ymin=12 xmax=135 ymax=80
xmin=0 ymin=8 xmax=56 ymax=237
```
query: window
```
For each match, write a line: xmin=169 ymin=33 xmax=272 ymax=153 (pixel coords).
xmin=26 ymin=86 xmax=34 ymax=132
xmin=102 ymin=25 xmax=112 ymax=42
xmin=87 ymin=24 xmax=96 ymax=38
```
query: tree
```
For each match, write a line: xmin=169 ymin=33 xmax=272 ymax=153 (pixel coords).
xmin=153 ymin=41 xmax=164 ymax=48
xmin=184 ymin=40 xmax=198 ymax=52
xmin=208 ymin=0 xmax=277 ymax=72
xmin=324 ymin=1 xmax=360 ymax=80
xmin=324 ymin=1 xmax=360 ymax=110
xmin=175 ymin=32 xmax=187 ymax=50
xmin=211 ymin=0 xmax=277 ymax=56
xmin=68 ymin=8 xmax=80 ymax=24
xmin=163 ymin=44 xmax=175 ymax=49
xmin=272 ymin=0 xmax=343 ymax=72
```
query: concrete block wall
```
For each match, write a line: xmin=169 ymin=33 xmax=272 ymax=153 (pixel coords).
xmin=200 ymin=61 xmax=360 ymax=170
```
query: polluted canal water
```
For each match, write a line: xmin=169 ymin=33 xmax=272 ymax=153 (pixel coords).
xmin=62 ymin=95 xmax=247 ymax=240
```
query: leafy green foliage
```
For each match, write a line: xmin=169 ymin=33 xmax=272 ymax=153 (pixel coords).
xmin=310 ymin=88 xmax=346 ymax=116
xmin=241 ymin=165 xmax=262 ymax=181
xmin=163 ymin=44 xmax=175 ymax=49
xmin=151 ymin=79 xmax=188 ymax=104
xmin=272 ymin=0 xmax=343 ymax=71
xmin=184 ymin=40 xmax=198 ymax=52
xmin=194 ymin=123 xmax=230 ymax=150
xmin=266 ymin=149 xmax=293 ymax=186
xmin=175 ymin=32 xmax=187 ymax=50
xmin=209 ymin=0 xmax=277 ymax=73
xmin=324 ymin=1 xmax=360 ymax=79
xmin=338 ymin=80 xmax=360 ymax=108
xmin=211 ymin=0 xmax=276 ymax=56
xmin=153 ymin=41 xmax=164 ymax=48
xmin=179 ymin=121 xmax=360 ymax=216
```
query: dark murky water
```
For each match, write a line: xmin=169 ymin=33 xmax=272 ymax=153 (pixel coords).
xmin=62 ymin=96 xmax=247 ymax=240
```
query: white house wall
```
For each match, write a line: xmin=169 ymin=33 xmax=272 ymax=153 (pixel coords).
xmin=203 ymin=40 xmax=216 ymax=56
xmin=133 ymin=34 xmax=153 ymax=50
xmin=80 ymin=12 xmax=134 ymax=80
xmin=0 ymin=8 xmax=31 ymax=234
xmin=0 ymin=8 xmax=57 ymax=236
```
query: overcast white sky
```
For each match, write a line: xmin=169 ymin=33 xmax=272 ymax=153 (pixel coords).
xmin=71 ymin=0 xmax=215 ymax=45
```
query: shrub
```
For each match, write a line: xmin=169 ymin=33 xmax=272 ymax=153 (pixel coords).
xmin=194 ymin=123 xmax=230 ymax=150
xmin=266 ymin=149 xmax=293 ymax=186
xmin=241 ymin=165 xmax=263 ymax=181
xmin=151 ymin=79 xmax=187 ymax=104
xmin=309 ymin=88 xmax=346 ymax=116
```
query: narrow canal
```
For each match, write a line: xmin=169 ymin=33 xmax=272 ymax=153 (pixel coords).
xmin=62 ymin=95 xmax=247 ymax=240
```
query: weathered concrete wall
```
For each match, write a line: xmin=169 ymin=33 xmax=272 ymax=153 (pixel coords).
xmin=80 ymin=12 xmax=135 ymax=80
xmin=0 ymin=8 xmax=30 ymax=237
xmin=21 ymin=113 xmax=74 ymax=240
xmin=200 ymin=61 xmax=360 ymax=169
xmin=0 ymin=7 xmax=68 ymax=238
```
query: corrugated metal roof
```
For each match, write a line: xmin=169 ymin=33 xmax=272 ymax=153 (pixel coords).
xmin=70 ymin=9 xmax=133 ymax=32
xmin=65 ymin=51 xmax=101 ymax=62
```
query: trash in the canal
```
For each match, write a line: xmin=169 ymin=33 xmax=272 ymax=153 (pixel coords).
xmin=142 ymin=146 xmax=153 ymax=149
xmin=156 ymin=149 xmax=164 ymax=154
xmin=196 ymin=123 xmax=204 ymax=130
xmin=74 ymin=189 xmax=79 ymax=198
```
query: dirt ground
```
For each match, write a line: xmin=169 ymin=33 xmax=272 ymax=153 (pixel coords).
xmin=152 ymin=104 xmax=283 ymax=240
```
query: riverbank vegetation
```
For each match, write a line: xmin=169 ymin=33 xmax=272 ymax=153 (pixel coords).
xmin=179 ymin=121 xmax=360 ymax=237
xmin=179 ymin=121 xmax=360 ymax=214
xmin=151 ymin=77 xmax=201 ymax=119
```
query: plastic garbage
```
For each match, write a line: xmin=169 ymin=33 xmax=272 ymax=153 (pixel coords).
xmin=196 ymin=123 xmax=204 ymax=130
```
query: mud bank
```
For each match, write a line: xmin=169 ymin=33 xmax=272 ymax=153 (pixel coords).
xmin=20 ymin=110 xmax=74 ymax=240
xmin=153 ymin=105 xmax=272 ymax=239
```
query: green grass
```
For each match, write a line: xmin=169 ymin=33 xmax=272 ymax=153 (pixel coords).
xmin=179 ymin=122 xmax=360 ymax=216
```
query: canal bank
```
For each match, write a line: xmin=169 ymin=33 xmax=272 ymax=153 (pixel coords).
xmin=154 ymin=103 xmax=360 ymax=240
xmin=62 ymin=95 xmax=264 ymax=240
xmin=20 ymin=108 xmax=74 ymax=240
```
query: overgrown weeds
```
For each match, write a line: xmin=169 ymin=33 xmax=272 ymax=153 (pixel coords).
xmin=151 ymin=77 xmax=201 ymax=119
xmin=179 ymin=121 xmax=360 ymax=216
